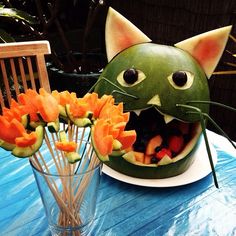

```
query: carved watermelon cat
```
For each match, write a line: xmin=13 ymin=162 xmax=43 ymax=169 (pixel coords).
xmin=93 ymin=7 xmax=235 ymax=187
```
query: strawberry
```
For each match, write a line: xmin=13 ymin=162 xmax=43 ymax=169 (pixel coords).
xmin=168 ymin=135 xmax=184 ymax=153
xmin=155 ymin=148 xmax=172 ymax=159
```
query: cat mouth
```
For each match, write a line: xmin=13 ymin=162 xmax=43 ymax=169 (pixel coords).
xmin=125 ymin=107 xmax=201 ymax=165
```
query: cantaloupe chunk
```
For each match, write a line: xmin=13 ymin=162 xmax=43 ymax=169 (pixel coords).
xmin=146 ymin=135 xmax=162 ymax=155
xmin=144 ymin=155 xmax=152 ymax=164
xmin=117 ymin=130 xmax=136 ymax=150
xmin=134 ymin=151 xmax=144 ymax=163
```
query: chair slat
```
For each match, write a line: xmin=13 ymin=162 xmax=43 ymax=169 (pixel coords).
xmin=18 ymin=57 xmax=28 ymax=92
xmin=0 ymin=59 xmax=12 ymax=107
xmin=0 ymin=88 xmax=4 ymax=109
xmin=0 ymin=40 xmax=51 ymax=111
xmin=36 ymin=55 xmax=51 ymax=92
xmin=10 ymin=58 xmax=20 ymax=98
xmin=26 ymin=57 xmax=37 ymax=90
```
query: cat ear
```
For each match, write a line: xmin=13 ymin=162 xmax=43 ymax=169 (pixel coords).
xmin=105 ymin=7 xmax=151 ymax=62
xmin=175 ymin=26 xmax=232 ymax=78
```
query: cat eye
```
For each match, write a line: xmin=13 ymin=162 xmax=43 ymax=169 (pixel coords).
xmin=117 ymin=68 xmax=146 ymax=87
xmin=123 ymin=68 xmax=138 ymax=84
xmin=172 ymin=71 xmax=187 ymax=86
xmin=168 ymin=71 xmax=194 ymax=90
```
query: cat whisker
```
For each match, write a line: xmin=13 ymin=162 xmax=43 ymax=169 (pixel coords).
xmin=176 ymin=103 xmax=218 ymax=188
xmin=187 ymin=111 xmax=236 ymax=149
xmin=177 ymin=103 xmax=236 ymax=149
xmin=111 ymin=90 xmax=139 ymax=99
xmin=88 ymin=76 xmax=126 ymax=93
xmin=186 ymin=100 xmax=236 ymax=112
xmin=88 ymin=76 xmax=139 ymax=100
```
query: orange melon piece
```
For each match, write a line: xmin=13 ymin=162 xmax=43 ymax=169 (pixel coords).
xmin=0 ymin=117 xmax=25 ymax=144
xmin=94 ymin=95 xmax=114 ymax=118
xmin=108 ymin=124 xmax=122 ymax=139
xmin=144 ymin=155 xmax=152 ymax=164
xmin=56 ymin=90 xmax=77 ymax=105
xmin=18 ymin=90 xmax=39 ymax=122
xmin=55 ymin=141 xmax=77 ymax=153
xmin=113 ymin=122 xmax=126 ymax=135
xmin=92 ymin=118 xmax=136 ymax=161
xmin=99 ymin=102 xmax=129 ymax=124
xmin=69 ymin=101 xmax=89 ymax=118
xmin=15 ymin=132 xmax=37 ymax=147
xmin=117 ymin=130 xmax=136 ymax=150
xmin=9 ymin=99 xmax=26 ymax=120
xmin=79 ymin=93 xmax=97 ymax=115
xmin=2 ymin=107 xmax=22 ymax=122
xmin=51 ymin=90 xmax=60 ymax=102
xmin=36 ymin=92 xmax=59 ymax=122
xmin=146 ymin=135 xmax=162 ymax=155
xmin=134 ymin=151 xmax=144 ymax=163
xmin=81 ymin=93 xmax=114 ymax=118
xmin=125 ymin=146 xmax=133 ymax=153
xmin=93 ymin=119 xmax=114 ymax=157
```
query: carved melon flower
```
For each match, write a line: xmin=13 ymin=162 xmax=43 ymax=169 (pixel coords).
xmin=0 ymin=89 xmax=136 ymax=164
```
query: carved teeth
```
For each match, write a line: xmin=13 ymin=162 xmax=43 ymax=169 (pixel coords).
xmin=133 ymin=109 xmax=142 ymax=116
xmin=132 ymin=108 xmax=175 ymax=124
xmin=163 ymin=114 xmax=174 ymax=124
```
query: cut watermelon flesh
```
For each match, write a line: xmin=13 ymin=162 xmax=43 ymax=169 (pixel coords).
xmin=105 ymin=7 xmax=151 ymax=62
xmin=175 ymin=25 xmax=232 ymax=78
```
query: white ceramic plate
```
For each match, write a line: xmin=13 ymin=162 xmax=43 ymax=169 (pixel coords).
xmin=102 ymin=138 xmax=217 ymax=187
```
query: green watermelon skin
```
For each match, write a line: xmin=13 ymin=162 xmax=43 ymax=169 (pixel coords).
xmin=95 ymin=43 xmax=210 ymax=122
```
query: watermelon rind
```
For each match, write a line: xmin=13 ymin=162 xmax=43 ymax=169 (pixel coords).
xmin=0 ymin=139 xmax=15 ymax=151
xmin=12 ymin=125 xmax=44 ymax=158
xmin=175 ymin=25 xmax=232 ymax=78
xmin=105 ymin=7 xmax=151 ymax=62
xmin=104 ymin=134 xmax=201 ymax=179
xmin=100 ymin=123 xmax=202 ymax=179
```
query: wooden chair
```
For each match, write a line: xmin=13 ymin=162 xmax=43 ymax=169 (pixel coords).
xmin=0 ymin=40 xmax=51 ymax=111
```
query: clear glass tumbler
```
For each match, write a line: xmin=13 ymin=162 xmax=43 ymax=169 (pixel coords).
xmin=30 ymin=151 xmax=101 ymax=236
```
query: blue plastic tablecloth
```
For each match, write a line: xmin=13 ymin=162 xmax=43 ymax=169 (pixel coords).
xmin=0 ymin=130 xmax=236 ymax=236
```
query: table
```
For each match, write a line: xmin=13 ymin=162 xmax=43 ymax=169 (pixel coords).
xmin=0 ymin=130 xmax=236 ymax=236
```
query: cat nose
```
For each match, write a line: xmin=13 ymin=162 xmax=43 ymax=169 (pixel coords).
xmin=147 ymin=94 xmax=161 ymax=107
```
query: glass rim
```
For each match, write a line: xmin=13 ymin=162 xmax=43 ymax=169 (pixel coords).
xmin=29 ymin=158 xmax=102 ymax=177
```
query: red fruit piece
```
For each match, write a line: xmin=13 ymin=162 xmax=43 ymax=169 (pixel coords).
xmin=178 ymin=122 xmax=190 ymax=135
xmin=155 ymin=148 xmax=172 ymax=160
xmin=168 ymin=135 xmax=184 ymax=153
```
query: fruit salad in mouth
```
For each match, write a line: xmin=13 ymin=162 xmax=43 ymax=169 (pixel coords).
xmin=126 ymin=107 xmax=202 ymax=167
